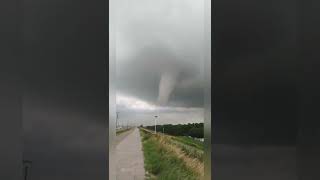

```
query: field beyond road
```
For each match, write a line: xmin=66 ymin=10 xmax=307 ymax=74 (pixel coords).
xmin=139 ymin=128 xmax=204 ymax=180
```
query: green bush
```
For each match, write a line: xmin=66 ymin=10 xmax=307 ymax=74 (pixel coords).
xmin=145 ymin=123 xmax=204 ymax=138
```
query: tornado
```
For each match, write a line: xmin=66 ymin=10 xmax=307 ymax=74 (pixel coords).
xmin=157 ymin=70 xmax=180 ymax=106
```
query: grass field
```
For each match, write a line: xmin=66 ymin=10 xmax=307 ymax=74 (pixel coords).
xmin=172 ymin=136 xmax=204 ymax=150
xmin=140 ymin=128 xmax=204 ymax=180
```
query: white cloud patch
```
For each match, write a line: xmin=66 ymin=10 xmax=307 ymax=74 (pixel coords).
xmin=116 ymin=93 xmax=156 ymax=111
xmin=116 ymin=93 xmax=203 ymax=125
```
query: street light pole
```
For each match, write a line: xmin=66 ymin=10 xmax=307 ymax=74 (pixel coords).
xmin=116 ymin=112 xmax=119 ymax=129
xmin=127 ymin=119 xmax=129 ymax=129
xmin=154 ymin=115 xmax=158 ymax=134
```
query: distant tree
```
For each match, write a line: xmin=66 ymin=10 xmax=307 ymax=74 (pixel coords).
xmin=145 ymin=123 xmax=204 ymax=137
xmin=188 ymin=127 xmax=203 ymax=138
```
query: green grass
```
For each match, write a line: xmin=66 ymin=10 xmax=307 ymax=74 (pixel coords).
xmin=140 ymin=129 xmax=200 ymax=180
xmin=172 ymin=136 xmax=204 ymax=150
xmin=116 ymin=128 xmax=131 ymax=135
xmin=169 ymin=140 xmax=204 ymax=161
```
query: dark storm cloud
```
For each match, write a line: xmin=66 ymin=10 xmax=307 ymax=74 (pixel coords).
xmin=212 ymin=1 xmax=300 ymax=179
xmin=116 ymin=44 xmax=204 ymax=107
xmin=213 ymin=0 xmax=298 ymax=145
xmin=116 ymin=0 xmax=205 ymax=108
xmin=22 ymin=0 xmax=107 ymax=178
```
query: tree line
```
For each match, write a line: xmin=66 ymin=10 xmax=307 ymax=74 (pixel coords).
xmin=142 ymin=123 xmax=204 ymax=138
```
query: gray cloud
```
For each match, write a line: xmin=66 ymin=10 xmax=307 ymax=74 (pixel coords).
xmin=116 ymin=0 xmax=205 ymax=113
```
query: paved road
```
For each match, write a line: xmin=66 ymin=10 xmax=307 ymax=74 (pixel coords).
xmin=116 ymin=128 xmax=145 ymax=180
xmin=116 ymin=128 xmax=134 ymax=146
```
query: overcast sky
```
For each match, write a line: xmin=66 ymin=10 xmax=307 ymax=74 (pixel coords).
xmin=115 ymin=0 xmax=205 ymax=126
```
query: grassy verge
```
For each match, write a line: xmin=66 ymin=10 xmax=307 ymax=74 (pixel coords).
xmin=116 ymin=128 xmax=131 ymax=136
xmin=172 ymin=136 xmax=204 ymax=150
xmin=169 ymin=140 xmax=203 ymax=161
xmin=140 ymin=128 xmax=203 ymax=180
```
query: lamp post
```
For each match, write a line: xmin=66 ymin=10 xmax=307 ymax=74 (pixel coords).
xmin=116 ymin=112 xmax=119 ymax=129
xmin=23 ymin=160 xmax=32 ymax=180
xmin=154 ymin=115 xmax=158 ymax=134
xmin=127 ymin=119 xmax=129 ymax=129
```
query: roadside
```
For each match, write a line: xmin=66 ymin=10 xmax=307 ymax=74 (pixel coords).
xmin=116 ymin=128 xmax=134 ymax=146
xmin=139 ymin=128 xmax=204 ymax=180
xmin=117 ymin=128 xmax=132 ymax=135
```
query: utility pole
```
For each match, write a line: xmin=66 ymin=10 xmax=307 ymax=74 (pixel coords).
xmin=116 ymin=112 xmax=119 ymax=129
xmin=154 ymin=115 xmax=158 ymax=134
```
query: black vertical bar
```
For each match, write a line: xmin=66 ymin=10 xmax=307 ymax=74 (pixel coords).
xmin=24 ymin=166 xmax=28 ymax=180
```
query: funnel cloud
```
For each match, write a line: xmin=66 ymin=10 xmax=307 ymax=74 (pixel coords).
xmin=157 ymin=70 xmax=180 ymax=106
